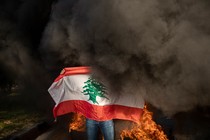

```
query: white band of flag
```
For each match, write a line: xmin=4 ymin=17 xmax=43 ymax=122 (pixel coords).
xmin=48 ymin=66 xmax=145 ymax=123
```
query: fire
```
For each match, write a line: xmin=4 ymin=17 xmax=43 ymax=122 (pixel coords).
xmin=69 ymin=113 xmax=86 ymax=132
xmin=69 ymin=106 xmax=168 ymax=140
xmin=120 ymin=105 xmax=168 ymax=140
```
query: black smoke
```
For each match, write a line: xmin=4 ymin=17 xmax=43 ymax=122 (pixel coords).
xmin=1 ymin=0 xmax=210 ymax=139
xmin=0 ymin=0 xmax=56 ymax=111
xmin=41 ymin=0 xmax=210 ymax=114
xmin=40 ymin=0 xmax=210 ymax=139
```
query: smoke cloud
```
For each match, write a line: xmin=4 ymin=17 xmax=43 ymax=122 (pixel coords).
xmin=41 ymin=0 xmax=210 ymax=116
xmin=0 ymin=0 xmax=54 ymax=111
xmin=40 ymin=1 xmax=210 ymax=138
xmin=1 ymin=0 xmax=210 ymax=139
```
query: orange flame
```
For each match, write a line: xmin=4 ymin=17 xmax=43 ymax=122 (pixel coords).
xmin=69 ymin=113 xmax=86 ymax=132
xmin=69 ymin=106 xmax=168 ymax=140
xmin=120 ymin=105 xmax=168 ymax=140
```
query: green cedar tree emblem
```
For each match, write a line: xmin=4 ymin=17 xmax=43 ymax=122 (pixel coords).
xmin=83 ymin=77 xmax=109 ymax=104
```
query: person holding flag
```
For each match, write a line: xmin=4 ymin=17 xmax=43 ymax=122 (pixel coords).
xmin=48 ymin=66 xmax=144 ymax=139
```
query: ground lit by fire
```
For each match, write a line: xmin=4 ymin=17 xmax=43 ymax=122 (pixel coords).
xmin=69 ymin=106 xmax=168 ymax=140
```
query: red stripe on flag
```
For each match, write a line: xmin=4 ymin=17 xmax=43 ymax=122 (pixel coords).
xmin=53 ymin=100 xmax=143 ymax=124
xmin=54 ymin=66 xmax=91 ymax=82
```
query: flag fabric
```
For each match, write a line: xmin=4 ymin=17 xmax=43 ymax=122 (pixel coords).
xmin=48 ymin=66 xmax=145 ymax=123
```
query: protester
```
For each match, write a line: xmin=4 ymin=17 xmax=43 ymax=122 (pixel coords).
xmin=86 ymin=118 xmax=114 ymax=140
xmin=48 ymin=66 xmax=144 ymax=140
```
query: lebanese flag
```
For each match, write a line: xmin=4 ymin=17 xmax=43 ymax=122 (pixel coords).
xmin=48 ymin=66 xmax=145 ymax=123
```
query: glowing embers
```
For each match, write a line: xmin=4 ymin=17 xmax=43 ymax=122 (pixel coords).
xmin=69 ymin=113 xmax=86 ymax=132
xmin=120 ymin=106 xmax=168 ymax=140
